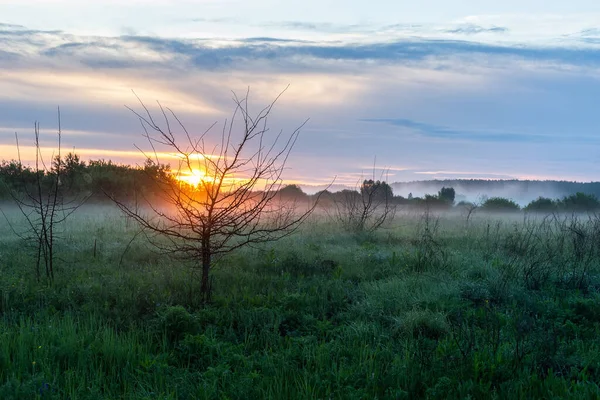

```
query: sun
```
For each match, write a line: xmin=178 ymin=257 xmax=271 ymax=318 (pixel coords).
xmin=176 ymin=168 xmax=208 ymax=187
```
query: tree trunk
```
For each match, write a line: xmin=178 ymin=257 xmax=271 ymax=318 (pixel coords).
xmin=200 ymin=236 xmax=211 ymax=303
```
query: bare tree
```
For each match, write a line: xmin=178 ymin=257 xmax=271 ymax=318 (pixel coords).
xmin=333 ymin=168 xmax=396 ymax=233
xmin=459 ymin=195 xmax=485 ymax=227
xmin=1 ymin=110 xmax=88 ymax=282
xmin=109 ymin=87 xmax=320 ymax=302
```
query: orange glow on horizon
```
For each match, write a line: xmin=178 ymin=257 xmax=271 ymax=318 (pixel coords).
xmin=0 ymin=144 xmax=337 ymax=188
xmin=176 ymin=168 xmax=209 ymax=187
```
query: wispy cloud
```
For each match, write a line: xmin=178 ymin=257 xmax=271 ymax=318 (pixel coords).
xmin=360 ymin=118 xmax=539 ymax=142
xmin=414 ymin=170 xmax=515 ymax=179
xmin=263 ymin=20 xmax=371 ymax=34
xmin=579 ymin=28 xmax=600 ymax=37
xmin=361 ymin=118 xmax=600 ymax=144
xmin=444 ymin=24 xmax=509 ymax=35
xmin=105 ymin=36 xmax=600 ymax=70
xmin=0 ymin=22 xmax=25 ymax=29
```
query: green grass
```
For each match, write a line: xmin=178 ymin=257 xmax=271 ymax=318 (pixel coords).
xmin=1 ymin=205 xmax=600 ymax=398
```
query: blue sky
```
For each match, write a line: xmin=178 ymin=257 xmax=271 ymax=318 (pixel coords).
xmin=1 ymin=1 xmax=600 ymax=187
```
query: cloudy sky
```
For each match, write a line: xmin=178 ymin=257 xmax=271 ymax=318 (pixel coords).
xmin=1 ymin=1 xmax=600 ymax=187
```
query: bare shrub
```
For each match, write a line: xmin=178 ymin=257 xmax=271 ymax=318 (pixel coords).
xmin=333 ymin=172 xmax=396 ymax=233
xmin=1 ymin=110 xmax=89 ymax=282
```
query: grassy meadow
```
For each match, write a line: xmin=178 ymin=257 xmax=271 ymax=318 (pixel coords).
xmin=1 ymin=204 xmax=600 ymax=399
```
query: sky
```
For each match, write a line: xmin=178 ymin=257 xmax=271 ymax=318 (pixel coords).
xmin=1 ymin=1 xmax=600 ymax=188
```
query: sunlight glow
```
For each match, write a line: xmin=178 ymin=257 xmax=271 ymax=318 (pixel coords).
xmin=177 ymin=168 xmax=208 ymax=187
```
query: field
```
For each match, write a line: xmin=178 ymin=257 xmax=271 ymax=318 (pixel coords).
xmin=1 ymin=204 xmax=600 ymax=399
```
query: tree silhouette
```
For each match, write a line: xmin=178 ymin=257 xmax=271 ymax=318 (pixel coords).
xmin=109 ymin=88 xmax=320 ymax=302
xmin=334 ymin=175 xmax=395 ymax=233
xmin=438 ymin=187 xmax=455 ymax=205
xmin=481 ymin=197 xmax=520 ymax=212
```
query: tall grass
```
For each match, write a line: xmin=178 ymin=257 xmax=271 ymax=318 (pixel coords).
xmin=1 ymin=204 xmax=600 ymax=398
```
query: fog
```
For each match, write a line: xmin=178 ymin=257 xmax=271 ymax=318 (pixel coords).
xmin=300 ymin=179 xmax=600 ymax=207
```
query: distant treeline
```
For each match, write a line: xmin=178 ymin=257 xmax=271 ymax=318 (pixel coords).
xmin=389 ymin=179 xmax=600 ymax=205
xmin=2 ymin=154 xmax=600 ymax=212
xmin=0 ymin=154 xmax=170 ymax=202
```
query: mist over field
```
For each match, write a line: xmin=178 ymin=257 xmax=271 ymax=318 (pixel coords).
xmin=297 ymin=180 xmax=600 ymax=207
xmin=390 ymin=180 xmax=600 ymax=206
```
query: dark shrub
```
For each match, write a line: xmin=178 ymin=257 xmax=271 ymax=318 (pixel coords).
xmin=524 ymin=197 xmax=557 ymax=212
xmin=481 ymin=197 xmax=520 ymax=212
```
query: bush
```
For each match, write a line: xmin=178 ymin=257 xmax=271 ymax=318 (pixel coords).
xmin=154 ymin=305 xmax=198 ymax=341
xmin=277 ymin=184 xmax=308 ymax=201
xmin=481 ymin=197 xmax=520 ymax=212
xmin=559 ymin=192 xmax=600 ymax=212
xmin=524 ymin=197 xmax=557 ymax=213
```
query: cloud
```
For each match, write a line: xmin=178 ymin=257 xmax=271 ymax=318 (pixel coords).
xmin=104 ymin=36 xmax=600 ymax=74
xmin=41 ymin=41 xmax=120 ymax=57
xmin=0 ymin=49 xmax=19 ymax=60
xmin=567 ymin=28 xmax=600 ymax=44
xmin=0 ymin=22 xmax=25 ymax=29
xmin=361 ymin=118 xmax=540 ymax=142
xmin=3 ymin=21 xmax=600 ymax=76
xmin=0 ymin=125 xmax=116 ymax=138
xmin=189 ymin=17 xmax=239 ymax=24
xmin=0 ymin=68 xmax=221 ymax=112
xmin=578 ymin=28 xmax=600 ymax=37
xmin=444 ymin=24 xmax=509 ymax=35
xmin=271 ymin=21 xmax=335 ymax=31
xmin=267 ymin=21 xmax=430 ymax=38
xmin=241 ymin=37 xmax=311 ymax=43
xmin=0 ymin=144 xmax=217 ymax=166
xmin=414 ymin=170 xmax=515 ymax=179
xmin=361 ymin=118 xmax=600 ymax=144
xmin=263 ymin=21 xmax=370 ymax=34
